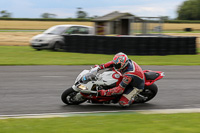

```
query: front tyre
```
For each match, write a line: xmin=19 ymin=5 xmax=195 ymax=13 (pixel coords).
xmin=53 ymin=41 xmax=63 ymax=51
xmin=61 ymin=87 xmax=86 ymax=105
xmin=134 ymin=83 xmax=158 ymax=103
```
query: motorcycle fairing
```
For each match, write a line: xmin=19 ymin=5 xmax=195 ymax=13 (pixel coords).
xmin=80 ymin=92 xmax=117 ymax=102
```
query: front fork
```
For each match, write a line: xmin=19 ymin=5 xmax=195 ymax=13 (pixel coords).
xmin=72 ymin=85 xmax=79 ymax=92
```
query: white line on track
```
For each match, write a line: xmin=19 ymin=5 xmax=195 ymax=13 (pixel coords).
xmin=0 ymin=108 xmax=200 ymax=119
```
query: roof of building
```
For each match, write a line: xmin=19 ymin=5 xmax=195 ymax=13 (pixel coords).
xmin=92 ymin=11 xmax=134 ymax=22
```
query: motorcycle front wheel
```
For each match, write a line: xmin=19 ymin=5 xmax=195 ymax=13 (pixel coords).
xmin=61 ymin=87 xmax=86 ymax=105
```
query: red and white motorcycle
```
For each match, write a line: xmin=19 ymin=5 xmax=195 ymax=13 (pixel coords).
xmin=61 ymin=67 xmax=164 ymax=106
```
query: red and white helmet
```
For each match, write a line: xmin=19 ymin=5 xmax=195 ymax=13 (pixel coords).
xmin=113 ymin=52 xmax=129 ymax=70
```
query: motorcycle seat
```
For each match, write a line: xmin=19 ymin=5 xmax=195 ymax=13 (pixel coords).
xmin=144 ymin=72 xmax=159 ymax=80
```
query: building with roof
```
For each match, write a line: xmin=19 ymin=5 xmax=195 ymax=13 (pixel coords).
xmin=92 ymin=11 xmax=134 ymax=35
xmin=93 ymin=11 xmax=163 ymax=36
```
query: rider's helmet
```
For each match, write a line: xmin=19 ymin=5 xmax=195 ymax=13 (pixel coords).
xmin=113 ymin=52 xmax=129 ymax=71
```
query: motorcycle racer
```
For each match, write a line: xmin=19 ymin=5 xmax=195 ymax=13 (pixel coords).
xmin=96 ymin=52 xmax=145 ymax=107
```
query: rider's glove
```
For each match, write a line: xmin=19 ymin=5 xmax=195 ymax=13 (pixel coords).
xmin=93 ymin=65 xmax=99 ymax=68
xmin=98 ymin=89 xmax=109 ymax=96
xmin=93 ymin=65 xmax=101 ymax=70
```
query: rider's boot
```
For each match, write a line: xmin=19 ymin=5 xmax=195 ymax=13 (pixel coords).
xmin=119 ymin=87 xmax=142 ymax=107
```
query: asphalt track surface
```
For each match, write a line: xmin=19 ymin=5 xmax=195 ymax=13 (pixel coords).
xmin=0 ymin=65 xmax=200 ymax=115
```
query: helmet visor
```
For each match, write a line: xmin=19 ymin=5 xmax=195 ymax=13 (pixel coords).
xmin=114 ymin=63 xmax=121 ymax=69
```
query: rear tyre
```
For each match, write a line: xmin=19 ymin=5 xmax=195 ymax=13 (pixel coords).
xmin=61 ymin=87 xmax=86 ymax=105
xmin=134 ymin=83 xmax=158 ymax=103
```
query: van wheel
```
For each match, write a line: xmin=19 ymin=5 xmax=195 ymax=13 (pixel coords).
xmin=53 ymin=41 xmax=63 ymax=51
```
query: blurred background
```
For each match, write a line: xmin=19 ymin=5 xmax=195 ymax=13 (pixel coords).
xmin=0 ymin=0 xmax=200 ymax=50
xmin=0 ymin=1 xmax=200 ymax=132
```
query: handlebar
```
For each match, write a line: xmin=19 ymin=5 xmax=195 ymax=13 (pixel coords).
xmin=90 ymin=66 xmax=100 ymax=75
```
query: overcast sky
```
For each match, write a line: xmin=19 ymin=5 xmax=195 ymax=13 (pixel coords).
xmin=0 ymin=0 xmax=185 ymax=18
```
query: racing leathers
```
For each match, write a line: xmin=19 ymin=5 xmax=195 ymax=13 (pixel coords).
xmin=98 ymin=59 xmax=145 ymax=106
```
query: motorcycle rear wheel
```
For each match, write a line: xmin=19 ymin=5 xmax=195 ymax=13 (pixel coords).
xmin=61 ymin=87 xmax=86 ymax=105
xmin=134 ymin=83 xmax=158 ymax=103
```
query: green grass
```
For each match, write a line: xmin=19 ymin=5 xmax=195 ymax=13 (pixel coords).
xmin=0 ymin=46 xmax=200 ymax=65
xmin=197 ymin=47 xmax=200 ymax=53
xmin=0 ymin=113 xmax=199 ymax=133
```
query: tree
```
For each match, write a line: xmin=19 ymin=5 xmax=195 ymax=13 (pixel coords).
xmin=90 ymin=15 xmax=99 ymax=19
xmin=0 ymin=10 xmax=12 ymax=17
xmin=161 ymin=16 xmax=170 ymax=21
xmin=177 ymin=0 xmax=200 ymax=20
xmin=41 ymin=13 xmax=57 ymax=18
xmin=76 ymin=7 xmax=88 ymax=18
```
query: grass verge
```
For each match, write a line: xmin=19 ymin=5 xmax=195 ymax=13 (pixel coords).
xmin=0 ymin=46 xmax=200 ymax=65
xmin=0 ymin=113 xmax=199 ymax=133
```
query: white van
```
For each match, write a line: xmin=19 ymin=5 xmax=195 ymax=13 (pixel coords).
xmin=30 ymin=25 xmax=94 ymax=51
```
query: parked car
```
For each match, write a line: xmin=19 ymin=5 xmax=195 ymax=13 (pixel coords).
xmin=30 ymin=25 xmax=94 ymax=51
